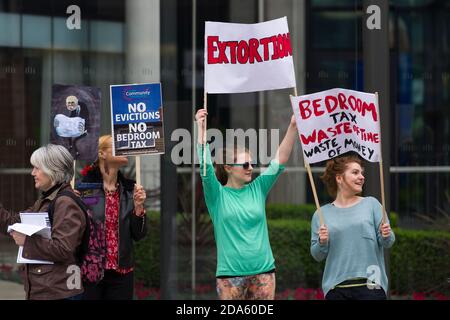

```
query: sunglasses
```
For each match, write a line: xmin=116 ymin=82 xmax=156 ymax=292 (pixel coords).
xmin=227 ymin=162 xmax=257 ymax=170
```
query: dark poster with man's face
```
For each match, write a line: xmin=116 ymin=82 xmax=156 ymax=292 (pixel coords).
xmin=50 ymin=84 xmax=101 ymax=161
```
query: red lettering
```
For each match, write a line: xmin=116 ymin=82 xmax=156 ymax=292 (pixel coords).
xmin=362 ymin=102 xmax=378 ymax=122
xmin=317 ymin=130 xmax=329 ymax=144
xmin=248 ymin=38 xmax=262 ymax=63
xmin=207 ymin=34 xmax=294 ymax=65
xmin=366 ymin=132 xmax=375 ymax=142
xmin=208 ymin=34 xmax=294 ymax=65
xmin=373 ymin=133 xmax=379 ymax=143
xmin=325 ymin=95 xmax=338 ymax=113
xmin=348 ymin=95 xmax=357 ymax=112
xmin=218 ymin=41 xmax=229 ymax=63
xmin=270 ymin=36 xmax=279 ymax=60
xmin=312 ymin=99 xmax=324 ymax=117
xmin=237 ymin=40 xmax=249 ymax=64
xmin=335 ymin=123 xmax=344 ymax=134
xmin=343 ymin=122 xmax=351 ymax=134
xmin=327 ymin=126 xmax=338 ymax=137
xmin=356 ymin=98 xmax=362 ymax=112
xmin=227 ymin=41 xmax=238 ymax=64
xmin=277 ymin=34 xmax=285 ymax=58
xmin=207 ymin=36 xmax=219 ymax=64
xmin=260 ymin=37 xmax=271 ymax=61
xmin=338 ymin=93 xmax=349 ymax=110
xmin=301 ymin=130 xmax=317 ymax=145
xmin=284 ymin=33 xmax=293 ymax=56
xmin=299 ymin=100 xmax=312 ymax=120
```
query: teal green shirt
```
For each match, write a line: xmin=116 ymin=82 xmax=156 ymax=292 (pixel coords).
xmin=310 ymin=196 xmax=395 ymax=296
xmin=198 ymin=144 xmax=285 ymax=277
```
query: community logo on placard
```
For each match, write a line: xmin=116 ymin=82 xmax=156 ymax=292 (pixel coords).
xmin=122 ymin=87 xmax=151 ymax=101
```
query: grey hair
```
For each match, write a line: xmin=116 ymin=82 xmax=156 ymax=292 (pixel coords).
xmin=30 ymin=144 xmax=74 ymax=184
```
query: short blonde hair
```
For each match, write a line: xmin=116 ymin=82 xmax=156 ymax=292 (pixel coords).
xmin=98 ymin=135 xmax=112 ymax=155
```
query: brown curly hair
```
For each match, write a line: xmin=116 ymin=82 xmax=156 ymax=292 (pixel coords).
xmin=320 ymin=154 xmax=364 ymax=198
xmin=214 ymin=146 xmax=250 ymax=185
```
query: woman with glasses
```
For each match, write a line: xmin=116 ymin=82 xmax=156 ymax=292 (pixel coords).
xmin=195 ymin=108 xmax=298 ymax=300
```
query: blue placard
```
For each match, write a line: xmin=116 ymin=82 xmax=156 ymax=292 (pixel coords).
xmin=111 ymin=83 xmax=162 ymax=125
xmin=110 ymin=83 xmax=165 ymax=156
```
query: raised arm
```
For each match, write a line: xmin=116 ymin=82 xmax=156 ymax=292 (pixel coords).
xmin=275 ymin=115 xmax=298 ymax=165
xmin=196 ymin=108 xmax=207 ymax=145
xmin=195 ymin=108 xmax=221 ymax=216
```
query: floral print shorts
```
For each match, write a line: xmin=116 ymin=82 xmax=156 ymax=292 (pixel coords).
xmin=216 ymin=271 xmax=275 ymax=300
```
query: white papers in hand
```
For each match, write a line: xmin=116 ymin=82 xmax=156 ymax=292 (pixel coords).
xmin=7 ymin=212 xmax=53 ymax=264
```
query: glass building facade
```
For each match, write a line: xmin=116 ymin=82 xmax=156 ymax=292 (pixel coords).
xmin=0 ymin=0 xmax=449 ymax=299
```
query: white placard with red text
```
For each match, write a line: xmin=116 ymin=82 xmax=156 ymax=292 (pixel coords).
xmin=204 ymin=17 xmax=296 ymax=94
xmin=290 ymin=88 xmax=381 ymax=164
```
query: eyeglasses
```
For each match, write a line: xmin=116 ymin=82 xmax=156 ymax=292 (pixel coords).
xmin=227 ymin=162 xmax=257 ymax=170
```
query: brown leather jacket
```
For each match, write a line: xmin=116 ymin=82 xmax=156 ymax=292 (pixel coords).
xmin=0 ymin=183 xmax=86 ymax=300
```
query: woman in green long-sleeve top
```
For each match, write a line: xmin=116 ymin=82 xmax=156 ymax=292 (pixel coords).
xmin=311 ymin=154 xmax=395 ymax=300
xmin=195 ymin=108 xmax=298 ymax=300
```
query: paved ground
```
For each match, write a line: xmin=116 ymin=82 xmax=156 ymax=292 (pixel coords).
xmin=0 ymin=236 xmax=25 ymax=299
xmin=0 ymin=280 xmax=25 ymax=300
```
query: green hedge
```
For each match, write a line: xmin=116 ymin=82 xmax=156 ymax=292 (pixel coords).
xmin=134 ymin=209 xmax=449 ymax=295
xmin=267 ymin=219 xmax=323 ymax=289
xmin=390 ymin=228 xmax=450 ymax=295
xmin=266 ymin=203 xmax=317 ymax=220
xmin=134 ymin=211 xmax=160 ymax=287
xmin=268 ymin=218 xmax=449 ymax=294
xmin=266 ymin=203 xmax=399 ymax=228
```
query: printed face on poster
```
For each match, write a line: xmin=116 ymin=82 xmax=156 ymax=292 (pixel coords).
xmin=110 ymin=83 xmax=165 ymax=156
xmin=204 ymin=17 xmax=296 ymax=94
xmin=290 ymin=88 xmax=381 ymax=164
xmin=50 ymin=84 xmax=101 ymax=162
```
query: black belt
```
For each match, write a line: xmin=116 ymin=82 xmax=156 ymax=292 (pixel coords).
xmin=335 ymin=278 xmax=367 ymax=288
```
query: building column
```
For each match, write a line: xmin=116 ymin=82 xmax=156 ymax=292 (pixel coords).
xmin=125 ymin=0 xmax=161 ymax=193
xmin=362 ymin=0 xmax=391 ymax=297
xmin=362 ymin=0 xmax=391 ymax=216
xmin=265 ymin=0 xmax=307 ymax=204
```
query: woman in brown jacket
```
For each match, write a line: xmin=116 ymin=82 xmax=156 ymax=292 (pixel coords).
xmin=0 ymin=144 xmax=86 ymax=300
